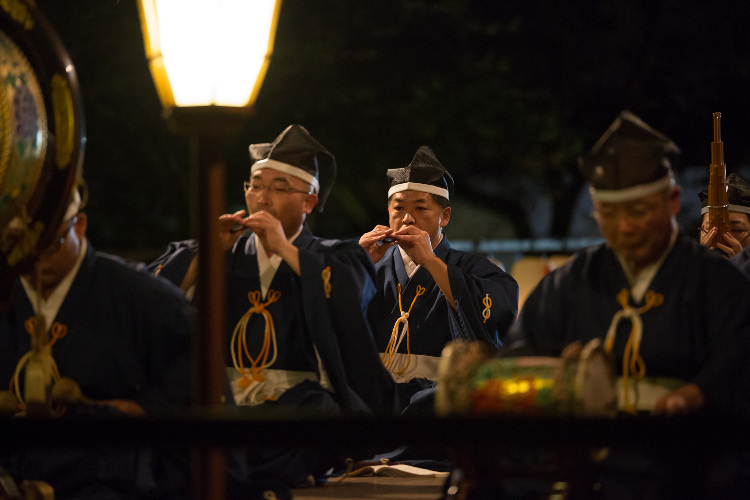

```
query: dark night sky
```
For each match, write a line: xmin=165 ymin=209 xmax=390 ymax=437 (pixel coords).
xmin=31 ymin=0 xmax=750 ymax=261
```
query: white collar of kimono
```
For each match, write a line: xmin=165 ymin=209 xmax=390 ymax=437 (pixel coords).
xmin=255 ymin=226 xmax=302 ymax=298
xmin=616 ymin=219 xmax=678 ymax=303
xmin=398 ymin=233 xmax=443 ymax=279
xmin=21 ymin=237 xmax=88 ymax=331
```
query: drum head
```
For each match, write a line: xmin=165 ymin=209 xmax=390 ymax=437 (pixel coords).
xmin=435 ymin=341 xmax=496 ymax=416
xmin=574 ymin=338 xmax=618 ymax=417
xmin=0 ymin=3 xmax=85 ymax=298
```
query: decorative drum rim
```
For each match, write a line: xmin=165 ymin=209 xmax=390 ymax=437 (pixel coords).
xmin=0 ymin=1 xmax=85 ymax=295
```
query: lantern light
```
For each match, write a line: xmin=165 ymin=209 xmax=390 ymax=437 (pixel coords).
xmin=137 ymin=0 xmax=282 ymax=108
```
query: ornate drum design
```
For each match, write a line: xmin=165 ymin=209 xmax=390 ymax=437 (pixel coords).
xmin=0 ymin=1 xmax=85 ymax=296
xmin=437 ymin=339 xmax=618 ymax=418
xmin=0 ymin=29 xmax=47 ymax=233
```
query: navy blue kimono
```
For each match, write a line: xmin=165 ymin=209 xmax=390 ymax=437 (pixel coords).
xmin=731 ymin=244 xmax=750 ymax=278
xmin=148 ymin=224 xmax=400 ymax=487
xmin=0 ymin=243 xmax=194 ymax=498
xmin=223 ymin=225 xmax=398 ymax=415
xmin=507 ymin=230 xmax=750 ymax=410
xmin=368 ymin=235 xmax=518 ymax=387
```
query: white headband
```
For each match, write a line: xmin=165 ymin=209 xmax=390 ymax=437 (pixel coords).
xmin=387 ymin=182 xmax=449 ymax=200
xmin=251 ymin=158 xmax=320 ymax=194
xmin=589 ymin=173 xmax=674 ymax=203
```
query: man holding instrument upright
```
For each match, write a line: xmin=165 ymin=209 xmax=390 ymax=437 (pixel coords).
xmin=698 ymin=112 xmax=750 ymax=257
xmin=699 ymin=173 xmax=750 ymax=257
xmin=507 ymin=111 xmax=750 ymax=416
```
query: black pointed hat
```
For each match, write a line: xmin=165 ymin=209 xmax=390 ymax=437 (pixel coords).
xmin=386 ymin=146 xmax=454 ymax=200
xmin=249 ymin=124 xmax=336 ymax=212
xmin=699 ymin=173 xmax=750 ymax=215
xmin=580 ymin=111 xmax=680 ymax=203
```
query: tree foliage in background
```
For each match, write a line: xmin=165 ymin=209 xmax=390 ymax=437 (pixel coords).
xmin=34 ymin=0 xmax=750 ymax=258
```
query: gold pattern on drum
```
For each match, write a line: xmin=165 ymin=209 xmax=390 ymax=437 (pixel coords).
xmin=230 ymin=290 xmax=281 ymax=388
xmin=51 ymin=74 xmax=74 ymax=168
xmin=0 ymin=29 xmax=47 ymax=232
xmin=382 ymin=284 xmax=425 ymax=375
xmin=604 ymin=288 xmax=664 ymax=414
xmin=0 ymin=0 xmax=34 ymax=30
xmin=6 ymin=220 xmax=42 ymax=266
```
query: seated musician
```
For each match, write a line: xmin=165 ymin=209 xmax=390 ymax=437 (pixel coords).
xmin=698 ymin=172 xmax=750 ymax=258
xmin=500 ymin=111 xmax=750 ymax=499
xmin=148 ymin=125 xmax=400 ymax=488
xmin=507 ymin=110 xmax=750 ymax=416
xmin=0 ymin=184 xmax=195 ymax=499
xmin=359 ymin=145 xmax=519 ymax=406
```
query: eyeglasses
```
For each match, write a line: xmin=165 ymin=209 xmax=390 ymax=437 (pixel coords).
xmin=700 ymin=222 xmax=750 ymax=239
xmin=243 ymin=181 xmax=311 ymax=196
xmin=41 ymin=216 xmax=77 ymax=255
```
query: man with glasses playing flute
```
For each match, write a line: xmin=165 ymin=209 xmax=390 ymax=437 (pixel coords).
xmin=148 ymin=124 xmax=399 ymax=491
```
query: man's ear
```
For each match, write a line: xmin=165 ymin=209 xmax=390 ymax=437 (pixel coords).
xmin=303 ymin=193 xmax=319 ymax=215
xmin=74 ymin=212 xmax=88 ymax=237
xmin=440 ymin=206 xmax=451 ymax=228
xmin=669 ymin=186 xmax=682 ymax=217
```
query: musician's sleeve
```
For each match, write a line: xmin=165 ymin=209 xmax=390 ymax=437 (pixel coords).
xmin=445 ymin=252 xmax=519 ymax=348
xmin=298 ymin=240 xmax=401 ymax=416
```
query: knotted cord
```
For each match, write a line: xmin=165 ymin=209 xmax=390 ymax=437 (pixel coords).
xmin=321 ymin=266 xmax=332 ymax=298
xmin=604 ymin=288 xmax=663 ymax=414
xmin=11 ymin=318 xmax=66 ymax=411
xmin=382 ymin=284 xmax=425 ymax=375
xmin=482 ymin=293 xmax=492 ymax=323
xmin=230 ymin=289 xmax=281 ymax=388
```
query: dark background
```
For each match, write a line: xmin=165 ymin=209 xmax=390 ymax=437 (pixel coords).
xmin=34 ymin=0 xmax=750 ymax=262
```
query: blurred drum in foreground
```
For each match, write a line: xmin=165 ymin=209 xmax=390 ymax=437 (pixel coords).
xmin=436 ymin=339 xmax=618 ymax=418
xmin=0 ymin=1 xmax=85 ymax=300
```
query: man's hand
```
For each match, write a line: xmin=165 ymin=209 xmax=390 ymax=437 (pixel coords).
xmin=220 ymin=210 xmax=290 ymax=255
xmin=652 ymin=383 xmax=705 ymax=415
xmin=716 ymin=231 xmax=743 ymax=257
xmin=392 ymin=226 xmax=456 ymax=308
xmin=701 ymin=227 xmax=742 ymax=257
xmin=391 ymin=225 xmax=436 ymax=266
xmin=359 ymin=225 xmax=396 ymax=263
xmin=240 ymin=211 xmax=288 ymax=255
xmin=100 ymin=399 xmax=146 ymax=417
xmin=218 ymin=210 xmax=248 ymax=251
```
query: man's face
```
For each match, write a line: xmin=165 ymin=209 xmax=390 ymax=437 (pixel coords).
xmin=388 ymin=190 xmax=451 ymax=246
xmin=700 ymin=211 xmax=750 ymax=248
xmin=25 ymin=213 xmax=86 ymax=296
xmin=244 ymin=168 xmax=317 ymax=237
xmin=593 ymin=187 xmax=680 ymax=273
